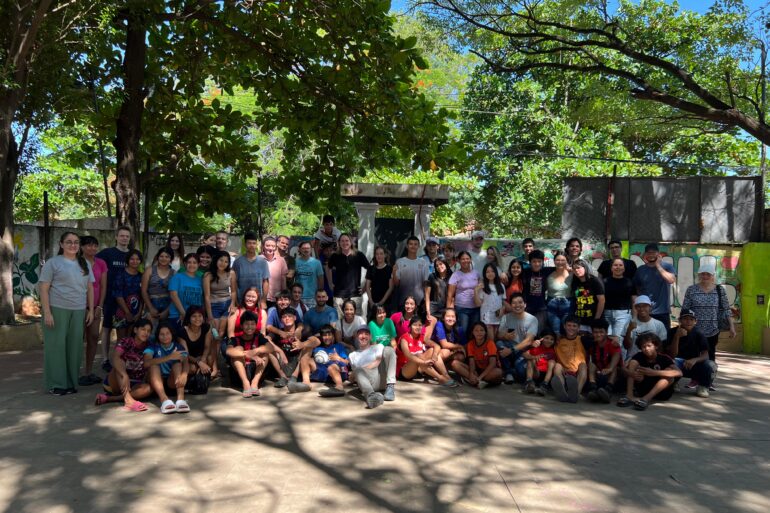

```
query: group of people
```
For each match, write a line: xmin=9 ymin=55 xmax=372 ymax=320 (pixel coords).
xmin=38 ymin=216 xmax=735 ymax=413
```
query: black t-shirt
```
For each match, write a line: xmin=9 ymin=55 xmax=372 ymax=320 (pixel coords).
xmin=365 ymin=265 xmax=393 ymax=304
xmin=632 ymin=351 xmax=675 ymax=371
xmin=178 ymin=324 xmax=210 ymax=358
xmin=268 ymin=332 xmax=298 ymax=355
xmin=603 ymin=276 xmax=636 ymax=310
xmin=523 ymin=267 xmax=554 ymax=312
xmin=571 ymin=277 xmax=604 ymax=321
xmin=675 ymin=327 xmax=709 ymax=360
xmin=597 ymin=258 xmax=637 ymax=279
xmin=424 ymin=273 xmax=449 ymax=305
xmin=328 ymin=252 xmax=370 ymax=297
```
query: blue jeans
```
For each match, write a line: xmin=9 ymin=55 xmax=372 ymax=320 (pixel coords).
xmin=547 ymin=297 xmax=571 ymax=335
xmin=604 ymin=309 xmax=632 ymax=341
xmin=455 ymin=306 xmax=480 ymax=343
xmin=674 ymin=358 xmax=716 ymax=387
xmin=495 ymin=341 xmax=527 ymax=382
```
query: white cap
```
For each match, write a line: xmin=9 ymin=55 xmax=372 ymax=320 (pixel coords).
xmin=425 ymin=236 xmax=440 ymax=245
xmin=471 ymin=230 xmax=485 ymax=239
xmin=698 ymin=262 xmax=716 ymax=275
xmin=634 ymin=295 xmax=652 ymax=306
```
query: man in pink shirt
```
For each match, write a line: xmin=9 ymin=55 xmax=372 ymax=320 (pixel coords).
xmin=263 ymin=236 xmax=288 ymax=308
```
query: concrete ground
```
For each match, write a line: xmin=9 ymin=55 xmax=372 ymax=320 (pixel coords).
xmin=0 ymin=349 xmax=768 ymax=513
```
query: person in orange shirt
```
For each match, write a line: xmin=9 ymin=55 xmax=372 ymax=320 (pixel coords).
xmin=552 ymin=316 xmax=587 ymax=402
xmin=452 ymin=322 xmax=503 ymax=388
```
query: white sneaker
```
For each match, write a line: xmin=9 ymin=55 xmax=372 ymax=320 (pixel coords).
xmin=504 ymin=373 xmax=514 ymax=384
xmin=696 ymin=386 xmax=710 ymax=398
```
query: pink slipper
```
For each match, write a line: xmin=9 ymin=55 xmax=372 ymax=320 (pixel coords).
xmin=94 ymin=393 xmax=109 ymax=406
xmin=122 ymin=401 xmax=148 ymax=412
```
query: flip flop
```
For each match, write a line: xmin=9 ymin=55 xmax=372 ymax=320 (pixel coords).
xmin=122 ymin=401 xmax=148 ymax=412
xmin=94 ymin=393 xmax=109 ymax=406
xmin=242 ymin=389 xmax=253 ymax=398
xmin=161 ymin=399 xmax=177 ymax=414
xmin=633 ymin=399 xmax=649 ymax=411
xmin=175 ymin=399 xmax=190 ymax=413
xmin=251 ymin=387 xmax=261 ymax=397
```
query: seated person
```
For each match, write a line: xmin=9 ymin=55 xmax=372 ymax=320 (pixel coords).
xmin=290 ymin=283 xmax=309 ymax=317
xmin=349 ymin=326 xmax=397 ymax=408
xmin=522 ymin=330 xmax=556 ymax=396
xmin=226 ymin=310 xmax=279 ymax=398
xmin=368 ymin=303 xmax=397 ymax=348
xmin=586 ymin=318 xmax=621 ymax=403
xmin=617 ymin=333 xmax=682 ymax=410
xmin=268 ymin=307 xmax=320 ymax=392
xmin=300 ymin=324 xmax=350 ymax=397
xmin=396 ymin=316 xmax=458 ymax=387
xmin=453 ymin=322 xmax=503 ymax=388
xmin=144 ymin=321 xmax=190 ymax=414
xmin=303 ymin=289 xmax=339 ymax=339
xmin=552 ymin=316 xmax=588 ymax=403
xmin=177 ymin=306 xmax=214 ymax=380
xmin=667 ymin=308 xmax=717 ymax=399
xmin=266 ymin=289 xmax=304 ymax=337
xmin=496 ymin=293 xmax=538 ymax=384
xmin=94 ymin=319 xmax=153 ymax=412
xmin=623 ymin=295 xmax=667 ymax=361
xmin=432 ymin=308 xmax=467 ymax=367
xmin=227 ymin=287 xmax=267 ymax=349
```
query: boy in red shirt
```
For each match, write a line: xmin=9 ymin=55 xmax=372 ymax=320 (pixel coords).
xmin=587 ymin=318 xmax=621 ymax=403
xmin=523 ymin=330 xmax=556 ymax=396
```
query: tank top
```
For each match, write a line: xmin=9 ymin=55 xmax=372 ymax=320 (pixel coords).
xmin=209 ymin=271 xmax=232 ymax=303
xmin=233 ymin=307 xmax=261 ymax=338
xmin=147 ymin=265 xmax=174 ymax=297
xmin=179 ymin=324 xmax=210 ymax=358
xmin=547 ymin=272 xmax=572 ymax=300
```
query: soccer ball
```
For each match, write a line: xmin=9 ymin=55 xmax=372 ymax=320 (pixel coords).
xmin=314 ymin=350 xmax=329 ymax=364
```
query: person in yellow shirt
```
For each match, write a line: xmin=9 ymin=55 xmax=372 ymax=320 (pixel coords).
xmin=552 ymin=316 xmax=587 ymax=403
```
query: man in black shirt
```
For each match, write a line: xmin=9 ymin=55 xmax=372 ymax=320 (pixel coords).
xmin=668 ymin=308 xmax=716 ymax=399
xmin=597 ymin=239 xmax=637 ymax=279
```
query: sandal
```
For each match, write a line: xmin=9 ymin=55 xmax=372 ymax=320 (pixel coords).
xmin=242 ymin=388 xmax=253 ymax=398
xmin=616 ymin=396 xmax=632 ymax=407
xmin=175 ymin=399 xmax=190 ymax=413
xmin=94 ymin=393 xmax=109 ymax=406
xmin=633 ymin=399 xmax=649 ymax=411
xmin=122 ymin=401 xmax=148 ymax=412
xmin=161 ymin=399 xmax=177 ymax=414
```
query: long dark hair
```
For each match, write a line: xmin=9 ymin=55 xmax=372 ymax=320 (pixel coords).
xmin=58 ymin=231 xmax=89 ymax=276
xmin=165 ymin=233 xmax=185 ymax=260
xmin=432 ymin=255 xmax=452 ymax=281
xmin=152 ymin=246 xmax=175 ymax=265
xmin=481 ymin=263 xmax=504 ymax=295
xmin=211 ymin=250 xmax=232 ymax=283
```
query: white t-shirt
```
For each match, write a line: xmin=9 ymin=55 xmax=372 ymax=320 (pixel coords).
xmin=625 ymin=317 xmax=668 ymax=361
xmin=314 ymin=226 xmax=341 ymax=245
xmin=340 ymin=315 xmax=367 ymax=344
xmin=394 ymin=256 xmax=430 ymax=305
xmin=470 ymin=250 xmax=487 ymax=271
xmin=498 ymin=312 xmax=539 ymax=344
xmin=350 ymin=343 xmax=384 ymax=369
xmin=478 ymin=289 xmax=504 ymax=325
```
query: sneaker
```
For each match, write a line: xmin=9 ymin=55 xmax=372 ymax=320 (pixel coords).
xmin=504 ymin=373 xmax=514 ymax=385
xmin=384 ymin=384 xmax=396 ymax=401
xmin=696 ymin=386 xmax=710 ymax=398
xmin=365 ymin=392 xmax=385 ymax=409
xmin=318 ymin=387 xmax=345 ymax=398
xmin=287 ymin=381 xmax=311 ymax=393
xmin=684 ymin=379 xmax=698 ymax=389
xmin=535 ymin=384 xmax=547 ymax=396
xmin=65 ymin=388 xmax=77 ymax=394
xmin=274 ymin=377 xmax=289 ymax=388
xmin=78 ymin=376 xmax=92 ymax=387
xmin=708 ymin=384 xmax=717 ymax=392
xmin=674 ymin=381 xmax=681 ymax=393
xmin=551 ymin=378 xmax=569 ymax=402
xmin=586 ymin=383 xmax=599 ymax=402
xmin=48 ymin=388 xmax=68 ymax=396
xmin=524 ymin=380 xmax=535 ymax=394
xmin=478 ymin=380 xmax=489 ymax=390
xmin=596 ymin=387 xmax=611 ymax=403
xmin=442 ymin=379 xmax=460 ymax=388
xmin=565 ymin=375 xmax=579 ymax=403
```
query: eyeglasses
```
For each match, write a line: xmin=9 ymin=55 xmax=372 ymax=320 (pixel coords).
xmin=62 ymin=240 xmax=80 ymax=245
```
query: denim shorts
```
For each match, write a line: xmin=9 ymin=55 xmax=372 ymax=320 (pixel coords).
xmin=211 ymin=300 xmax=232 ymax=319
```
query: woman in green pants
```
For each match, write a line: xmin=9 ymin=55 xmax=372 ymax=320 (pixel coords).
xmin=39 ymin=231 xmax=95 ymax=395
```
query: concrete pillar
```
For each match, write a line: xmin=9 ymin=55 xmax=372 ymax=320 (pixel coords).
xmin=354 ymin=202 xmax=380 ymax=260
xmin=410 ymin=204 xmax=435 ymax=251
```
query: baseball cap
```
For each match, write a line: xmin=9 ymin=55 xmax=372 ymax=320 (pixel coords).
xmin=634 ymin=295 xmax=652 ymax=306
xmin=471 ymin=230 xmax=485 ymax=239
xmin=644 ymin=243 xmax=659 ymax=253
xmin=679 ymin=308 xmax=697 ymax=320
xmin=698 ymin=262 xmax=716 ymax=275
xmin=426 ymin=236 xmax=440 ymax=245
xmin=357 ymin=326 xmax=371 ymax=334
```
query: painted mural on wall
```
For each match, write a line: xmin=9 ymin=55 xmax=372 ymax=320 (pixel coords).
xmin=12 ymin=231 xmax=40 ymax=299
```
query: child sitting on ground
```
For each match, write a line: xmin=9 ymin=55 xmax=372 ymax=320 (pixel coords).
xmin=587 ymin=318 xmax=621 ymax=403
xmin=300 ymin=324 xmax=349 ymax=397
xmin=453 ymin=322 xmax=503 ymax=388
xmin=143 ymin=321 xmax=190 ymax=414
xmin=617 ymin=332 xmax=682 ymax=411
xmin=268 ymin=307 xmax=320 ymax=393
xmin=226 ymin=310 xmax=278 ymax=398
xmin=552 ymin=316 xmax=588 ymax=403
xmin=522 ymin=330 xmax=556 ymax=396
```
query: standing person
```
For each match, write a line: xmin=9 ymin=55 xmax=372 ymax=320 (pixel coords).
xmin=97 ymin=226 xmax=131 ymax=370
xmin=201 ymin=233 xmax=216 ymax=247
xmin=517 ymin=238 xmax=535 ymax=270
xmin=311 ymin=214 xmax=341 ymax=257
xmin=168 ymin=253 xmax=204 ymax=329
xmin=263 ymin=236 xmax=288 ymax=308
xmin=565 ymin=238 xmax=583 ymax=268
xmin=602 ymin=258 xmax=637 ymax=347
xmin=522 ymin=250 xmax=552 ymax=332
xmin=364 ymin=245 xmax=394 ymax=318
xmin=232 ymin=232 xmax=270 ymax=310
xmin=633 ymin=243 xmax=676 ymax=329
xmin=203 ymin=250 xmax=238 ymax=351
xmin=484 ymin=246 xmax=508 ymax=285
xmin=39 ymin=232 xmax=95 ymax=395
xmin=469 ymin=230 xmax=487 ymax=271
xmin=290 ymin=283 xmax=309 ymax=318
xmin=215 ymin=230 xmax=234 ymax=262
xmin=325 ymin=233 xmax=370 ymax=317
xmin=546 ymin=251 xmax=572 ymax=336
xmin=195 ymin=245 xmax=216 ymax=277
xmin=79 ymin=235 xmax=107 ymax=386
xmin=294 ymin=240 xmax=324 ymax=308
xmin=141 ymin=247 xmax=175 ymax=332
xmin=442 ymin=242 xmax=459 ymax=272
xmin=276 ymin=235 xmax=296 ymax=285
xmin=421 ymin=236 xmax=441 ymax=273
xmin=423 ymin=255 xmax=452 ymax=320
xmin=497 ymin=293 xmax=539 ymax=384
xmin=446 ymin=251 xmax=481 ymax=338
xmin=598 ymin=240 xmax=637 ymax=279
xmin=681 ymin=262 xmax=735 ymax=365
xmin=505 ymin=259 xmax=524 ymax=300
xmin=571 ymin=259 xmax=606 ymax=337
xmin=474 ymin=263 xmax=506 ymax=342
xmin=165 ymin=233 xmax=185 ymax=271
xmin=112 ymin=249 xmax=144 ymax=339
xmin=392 ymin=235 xmax=430 ymax=307
xmin=348 ymin=327 xmax=398 ymax=408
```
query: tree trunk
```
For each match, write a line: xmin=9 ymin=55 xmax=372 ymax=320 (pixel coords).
xmin=112 ymin=12 xmax=147 ymax=238
xmin=0 ymin=120 xmax=19 ymax=324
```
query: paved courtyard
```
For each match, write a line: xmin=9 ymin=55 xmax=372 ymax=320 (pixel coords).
xmin=0 ymin=349 xmax=768 ymax=513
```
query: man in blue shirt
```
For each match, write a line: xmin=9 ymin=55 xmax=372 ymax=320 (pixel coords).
xmin=633 ymin=244 xmax=676 ymax=330
xmin=232 ymin=232 xmax=270 ymax=310
xmin=303 ymin=290 xmax=339 ymax=340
